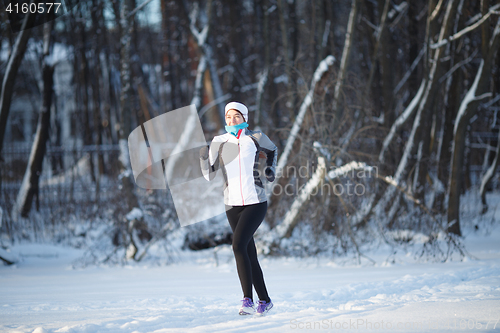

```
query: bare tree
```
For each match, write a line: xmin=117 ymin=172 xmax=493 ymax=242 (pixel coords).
xmin=480 ymin=126 xmax=500 ymax=213
xmin=12 ymin=20 xmax=55 ymax=220
xmin=276 ymin=0 xmax=293 ymax=118
xmin=330 ymin=0 xmax=359 ymax=131
xmin=448 ymin=17 xmax=500 ymax=235
xmin=0 ymin=10 xmax=37 ymax=156
xmin=117 ymin=0 xmax=140 ymax=213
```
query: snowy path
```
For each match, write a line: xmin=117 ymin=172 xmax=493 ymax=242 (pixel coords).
xmin=1 ymin=228 xmax=500 ymax=333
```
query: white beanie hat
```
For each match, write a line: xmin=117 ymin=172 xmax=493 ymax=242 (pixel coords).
xmin=225 ymin=102 xmax=248 ymax=122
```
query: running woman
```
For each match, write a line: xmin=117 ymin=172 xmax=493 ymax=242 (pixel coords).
xmin=200 ymin=101 xmax=277 ymax=316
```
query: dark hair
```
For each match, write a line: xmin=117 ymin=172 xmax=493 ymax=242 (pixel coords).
xmin=226 ymin=109 xmax=245 ymax=120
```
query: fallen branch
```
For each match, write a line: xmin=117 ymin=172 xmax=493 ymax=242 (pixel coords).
xmin=0 ymin=255 xmax=15 ymax=265
xmin=273 ymin=154 xmax=326 ymax=239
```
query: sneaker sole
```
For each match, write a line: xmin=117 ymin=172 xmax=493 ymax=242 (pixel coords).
xmin=239 ymin=310 xmax=254 ymax=315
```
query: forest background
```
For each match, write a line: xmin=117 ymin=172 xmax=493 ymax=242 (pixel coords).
xmin=0 ymin=0 xmax=499 ymax=265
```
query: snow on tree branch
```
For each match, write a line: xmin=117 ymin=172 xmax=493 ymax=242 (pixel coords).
xmin=430 ymin=4 xmax=500 ymax=49
xmin=453 ymin=60 xmax=484 ymax=135
xmin=189 ymin=3 xmax=209 ymax=47
xmin=379 ymin=80 xmax=426 ymax=164
xmin=273 ymin=155 xmax=326 ymax=239
xmin=394 ymin=46 xmax=426 ymax=94
xmin=275 ymin=55 xmax=335 ymax=176
xmin=326 ymin=161 xmax=373 ymax=180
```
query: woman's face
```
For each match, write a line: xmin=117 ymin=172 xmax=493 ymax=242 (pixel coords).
xmin=225 ymin=109 xmax=244 ymax=126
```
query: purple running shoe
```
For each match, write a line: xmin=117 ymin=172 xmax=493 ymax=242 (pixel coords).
xmin=239 ymin=297 xmax=255 ymax=315
xmin=256 ymin=299 xmax=273 ymax=316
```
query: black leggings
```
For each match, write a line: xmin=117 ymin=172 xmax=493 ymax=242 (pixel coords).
xmin=226 ymin=201 xmax=270 ymax=303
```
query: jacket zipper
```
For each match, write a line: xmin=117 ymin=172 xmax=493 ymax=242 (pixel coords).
xmin=238 ymin=141 xmax=245 ymax=205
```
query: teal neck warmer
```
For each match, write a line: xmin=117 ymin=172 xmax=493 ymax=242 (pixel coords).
xmin=225 ymin=122 xmax=248 ymax=136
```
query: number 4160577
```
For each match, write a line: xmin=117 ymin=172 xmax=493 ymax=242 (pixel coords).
xmin=5 ymin=2 xmax=62 ymax=14
xmin=446 ymin=318 xmax=500 ymax=330
xmin=486 ymin=318 xmax=500 ymax=329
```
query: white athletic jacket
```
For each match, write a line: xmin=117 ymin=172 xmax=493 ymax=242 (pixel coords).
xmin=200 ymin=128 xmax=278 ymax=206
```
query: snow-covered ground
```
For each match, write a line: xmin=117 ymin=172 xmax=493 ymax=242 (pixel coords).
xmin=1 ymin=195 xmax=500 ymax=333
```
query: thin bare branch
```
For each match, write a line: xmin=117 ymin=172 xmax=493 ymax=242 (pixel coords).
xmin=431 ymin=4 xmax=500 ymax=49
xmin=128 ymin=0 xmax=155 ymax=18
xmin=430 ymin=0 xmax=446 ymax=21
xmin=439 ymin=49 xmax=478 ymax=83
xmin=394 ymin=45 xmax=426 ymax=94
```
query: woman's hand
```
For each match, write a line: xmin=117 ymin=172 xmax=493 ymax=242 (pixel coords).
xmin=265 ymin=168 xmax=275 ymax=182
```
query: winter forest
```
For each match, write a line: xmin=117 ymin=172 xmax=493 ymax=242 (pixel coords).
xmin=1 ymin=0 xmax=500 ymax=331
xmin=1 ymin=0 xmax=500 ymax=264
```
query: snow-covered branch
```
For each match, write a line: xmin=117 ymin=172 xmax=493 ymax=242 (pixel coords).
xmin=190 ymin=55 xmax=207 ymax=110
xmin=331 ymin=0 xmax=358 ymax=119
xmin=393 ymin=45 xmax=425 ymax=94
xmin=273 ymin=155 xmax=326 ymax=239
xmin=189 ymin=3 xmax=209 ymax=47
xmin=275 ymin=55 xmax=335 ymax=176
xmin=453 ymin=60 xmax=484 ymax=135
xmin=379 ymin=80 xmax=426 ymax=164
xmin=429 ymin=0 xmax=446 ymax=21
xmin=430 ymin=4 xmax=500 ymax=49
xmin=254 ymin=68 xmax=269 ymax=126
xmin=184 ymin=0 xmax=225 ymax=122
xmin=326 ymin=161 xmax=373 ymax=180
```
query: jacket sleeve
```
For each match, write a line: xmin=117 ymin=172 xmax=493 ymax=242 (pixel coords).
xmin=200 ymin=137 xmax=223 ymax=181
xmin=259 ymin=133 xmax=278 ymax=181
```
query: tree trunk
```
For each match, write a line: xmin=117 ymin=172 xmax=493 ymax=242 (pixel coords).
xmin=161 ymin=0 xmax=179 ymax=111
xmin=448 ymin=17 xmax=500 ymax=235
xmin=413 ymin=0 xmax=460 ymax=201
xmin=378 ymin=80 xmax=426 ymax=165
xmin=275 ymin=56 xmax=335 ymax=177
xmin=378 ymin=0 xmax=395 ymax=126
xmin=12 ymin=20 xmax=55 ymax=220
xmin=77 ymin=17 xmax=96 ymax=183
xmin=203 ymin=42 xmax=225 ymax=123
xmin=377 ymin=0 xmax=458 ymax=216
xmin=481 ymin=0 xmax=490 ymax=58
xmin=480 ymin=127 xmax=500 ymax=213
xmin=435 ymin=66 xmax=460 ymax=212
xmin=181 ymin=0 xmax=225 ymax=124
xmin=276 ymin=0 xmax=293 ymax=119
xmin=408 ymin=1 xmax=424 ymax=96
xmin=163 ymin=1 xmax=213 ymax=182
xmin=91 ymin=0 xmax=105 ymax=201
xmin=118 ymin=0 xmax=140 ymax=210
xmin=266 ymin=55 xmax=334 ymax=208
xmin=363 ymin=0 xmax=391 ymax=117
xmin=331 ymin=0 xmax=359 ymax=131
xmin=254 ymin=0 xmax=271 ymax=127
xmin=0 ymin=10 xmax=37 ymax=156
